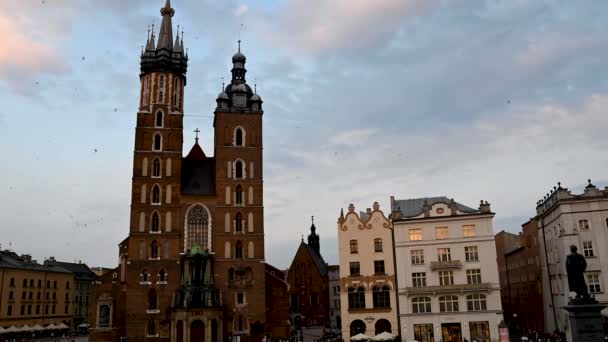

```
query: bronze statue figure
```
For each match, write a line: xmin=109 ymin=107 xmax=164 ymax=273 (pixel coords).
xmin=566 ymin=245 xmax=590 ymax=300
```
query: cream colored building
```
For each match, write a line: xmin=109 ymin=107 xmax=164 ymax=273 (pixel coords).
xmin=391 ymin=196 xmax=503 ymax=342
xmin=337 ymin=202 xmax=398 ymax=342
xmin=535 ymin=180 xmax=608 ymax=340
xmin=0 ymin=250 xmax=75 ymax=332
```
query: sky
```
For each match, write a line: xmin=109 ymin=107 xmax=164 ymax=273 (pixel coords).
xmin=0 ymin=0 xmax=607 ymax=269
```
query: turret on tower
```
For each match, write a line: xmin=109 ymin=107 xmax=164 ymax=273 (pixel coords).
xmin=216 ymin=41 xmax=263 ymax=112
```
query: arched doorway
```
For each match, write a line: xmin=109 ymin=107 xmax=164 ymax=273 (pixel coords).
xmin=350 ymin=320 xmax=366 ymax=337
xmin=191 ymin=320 xmax=205 ymax=342
xmin=176 ymin=320 xmax=184 ymax=342
xmin=375 ymin=319 xmax=391 ymax=335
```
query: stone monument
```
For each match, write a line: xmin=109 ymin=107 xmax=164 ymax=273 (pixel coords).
xmin=563 ymin=245 xmax=605 ymax=341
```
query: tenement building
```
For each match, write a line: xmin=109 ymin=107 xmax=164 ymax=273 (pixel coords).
xmin=286 ymin=220 xmax=330 ymax=342
xmin=327 ymin=265 xmax=342 ymax=335
xmin=44 ymin=258 xmax=97 ymax=328
xmin=0 ymin=250 xmax=75 ymax=332
xmin=391 ymin=196 xmax=503 ymax=342
xmin=535 ymin=180 xmax=608 ymax=336
xmin=495 ymin=219 xmax=544 ymax=334
xmin=89 ymin=1 xmax=267 ymax=341
xmin=337 ymin=202 xmax=397 ymax=342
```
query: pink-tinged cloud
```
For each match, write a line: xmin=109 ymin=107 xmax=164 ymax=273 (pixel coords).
xmin=258 ymin=0 xmax=440 ymax=55
xmin=0 ymin=15 xmax=68 ymax=94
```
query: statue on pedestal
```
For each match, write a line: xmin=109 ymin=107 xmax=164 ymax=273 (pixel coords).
xmin=566 ymin=245 xmax=591 ymax=302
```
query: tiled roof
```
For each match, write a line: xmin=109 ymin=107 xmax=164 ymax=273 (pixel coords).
xmin=303 ymin=243 xmax=328 ymax=277
xmin=44 ymin=261 xmax=96 ymax=280
xmin=0 ymin=251 xmax=72 ymax=274
xmin=392 ymin=196 xmax=478 ymax=217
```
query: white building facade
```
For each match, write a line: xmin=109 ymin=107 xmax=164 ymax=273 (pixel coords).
xmin=337 ymin=202 xmax=398 ymax=342
xmin=535 ymin=180 xmax=608 ymax=339
xmin=391 ymin=196 xmax=503 ymax=342
xmin=328 ymin=265 xmax=342 ymax=334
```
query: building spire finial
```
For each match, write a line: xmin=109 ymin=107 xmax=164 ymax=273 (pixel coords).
xmin=238 ymin=39 xmax=241 ymax=53
xmin=194 ymin=128 xmax=200 ymax=144
xmin=311 ymin=215 xmax=314 ymax=225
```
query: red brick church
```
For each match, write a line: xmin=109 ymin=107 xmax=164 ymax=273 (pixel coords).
xmin=90 ymin=1 xmax=267 ymax=341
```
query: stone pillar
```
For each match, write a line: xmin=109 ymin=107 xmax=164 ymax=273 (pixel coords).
xmin=185 ymin=319 xmax=191 ymax=342
xmin=564 ymin=303 xmax=605 ymax=342
xmin=207 ymin=318 xmax=213 ymax=342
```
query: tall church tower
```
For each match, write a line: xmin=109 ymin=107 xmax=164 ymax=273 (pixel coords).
xmin=126 ymin=0 xmax=187 ymax=338
xmin=213 ymin=41 xmax=266 ymax=338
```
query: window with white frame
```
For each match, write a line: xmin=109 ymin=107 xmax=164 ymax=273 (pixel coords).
xmin=578 ymin=219 xmax=590 ymax=230
xmin=466 ymin=294 xmax=487 ymax=311
xmin=435 ymin=227 xmax=448 ymax=239
xmin=235 ymin=127 xmax=245 ymax=147
xmin=466 ymin=269 xmax=482 ymax=284
xmin=412 ymin=297 xmax=431 ymax=313
xmin=150 ymin=212 xmax=160 ymax=233
xmin=409 ymin=229 xmax=422 ymax=241
xmin=151 ymin=185 xmax=161 ymax=205
xmin=186 ymin=205 xmax=209 ymax=251
xmin=155 ymin=110 xmax=163 ymax=128
xmin=587 ymin=273 xmax=601 ymax=293
xmin=583 ymin=241 xmax=594 ymax=257
xmin=152 ymin=158 xmax=161 ymax=178
xmin=437 ymin=248 xmax=451 ymax=262
xmin=465 ymin=246 xmax=479 ymax=261
xmin=439 ymin=295 xmax=458 ymax=312
xmin=411 ymin=249 xmax=424 ymax=265
xmin=153 ymin=133 xmax=162 ymax=151
xmin=412 ymin=272 xmax=426 ymax=287
xmin=439 ymin=271 xmax=454 ymax=286
xmin=463 ymin=224 xmax=476 ymax=237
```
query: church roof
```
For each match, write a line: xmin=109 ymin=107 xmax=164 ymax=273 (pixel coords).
xmin=302 ymin=242 xmax=328 ymax=277
xmin=44 ymin=260 xmax=97 ymax=281
xmin=185 ymin=142 xmax=206 ymax=160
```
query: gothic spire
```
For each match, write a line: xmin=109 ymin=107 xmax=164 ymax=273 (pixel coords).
xmin=157 ymin=0 xmax=175 ymax=50
xmin=173 ymin=25 xmax=181 ymax=52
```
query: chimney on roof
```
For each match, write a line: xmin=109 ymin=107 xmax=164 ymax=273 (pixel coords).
xmin=479 ymin=200 xmax=491 ymax=214
xmin=366 ymin=208 xmax=372 ymax=215
xmin=48 ymin=256 xmax=56 ymax=262
xmin=22 ymin=254 xmax=32 ymax=262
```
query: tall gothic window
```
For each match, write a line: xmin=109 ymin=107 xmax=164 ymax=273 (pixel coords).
xmin=153 ymin=133 xmax=162 ymax=151
xmin=235 ymin=127 xmax=244 ymax=146
xmin=152 ymin=158 xmax=161 ymax=177
xmin=143 ymin=76 xmax=150 ymax=105
xmin=150 ymin=212 xmax=160 ymax=233
xmin=158 ymin=75 xmax=165 ymax=103
xmin=235 ymin=160 xmax=244 ymax=179
xmin=159 ymin=269 xmax=166 ymax=282
xmin=186 ymin=205 xmax=209 ymax=251
xmin=172 ymin=77 xmax=178 ymax=106
xmin=148 ymin=289 xmax=157 ymax=310
xmin=151 ymin=185 xmax=161 ymax=205
xmin=236 ymin=185 xmax=243 ymax=205
xmin=235 ymin=213 xmax=243 ymax=232
xmin=235 ymin=241 xmax=243 ymax=259
xmin=150 ymin=240 xmax=159 ymax=259
xmin=155 ymin=111 xmax=163 ymax=127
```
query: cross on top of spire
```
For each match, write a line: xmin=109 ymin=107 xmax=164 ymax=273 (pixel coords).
xmin=194 ymin=128 xmax=200 ymax=143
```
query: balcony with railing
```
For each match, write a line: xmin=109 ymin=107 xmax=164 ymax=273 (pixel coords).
xmin=430 ymin=260 xmax=462 ymax=270
xmin=402 ymin=282 xmax=495 ymax=295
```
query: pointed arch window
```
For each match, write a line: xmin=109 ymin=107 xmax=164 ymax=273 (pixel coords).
xmin=155 ymin=110 xmax=163 ymax=128
xmin=158 ymin=269 xmax=166 ymax=282
xmin=172 ymin=77 xmax=179 ymax=107
xmin=236 ymin=185 xmax=243 ymax=205
xmin=235 ymin=213 xmax=243 ymax=233
xmin=235 ymin=241 xmax=243 ymax=259
xmin=228 ymin=268 xmax=235 ymax=282
xmin=150 ymin=240 xmax=159 ymax=259
xmin=235 ymin=127 xmax=244 ymax=147
xmin=143 ymin=76 xmax=150 ymax=105
xmin=186 ymin=205 xmax=210 ymax=251
xmin=141 ymin=269 xmax=149 ymax=282
xmin=151 ymin=185 xmax=161 ymax=205
xmin=235 ymin=160 xmax=244 ymax=179
xmin=148 ymin=289 xmax=158 ymax=310
xmin=152 ymin=158 xmax=161 ymax=178
xmin=158 ymin=75 xmax=165 ymax=103
xmin=150 ymin=212 xmax=160 ymax=233
xmin=153 ymin=133 xmax=162 ymax=151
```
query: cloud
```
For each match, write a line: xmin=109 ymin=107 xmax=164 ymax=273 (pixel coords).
xmin=257 ymin=0 xmax=440 ymax=55
xmin=234 ymin=4 xmax=249 ymax=17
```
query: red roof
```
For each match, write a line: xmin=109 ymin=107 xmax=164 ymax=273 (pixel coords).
xmin=185 ymin=142 xmax=206 ymax=160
